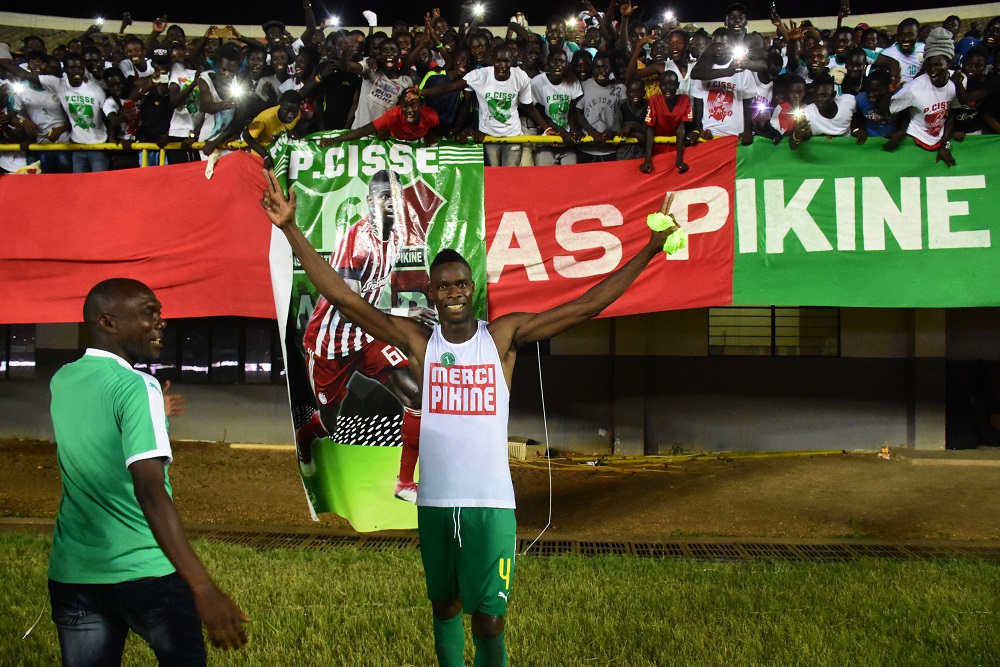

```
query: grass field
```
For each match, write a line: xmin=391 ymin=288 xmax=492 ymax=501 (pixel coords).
xmin=3 ymin=532 xmax=999 ymax=666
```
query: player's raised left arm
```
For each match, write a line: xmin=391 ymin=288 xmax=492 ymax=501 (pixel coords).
xmin=492 ymin=197 xmax=678 ymax=352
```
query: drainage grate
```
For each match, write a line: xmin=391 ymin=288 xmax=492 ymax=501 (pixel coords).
xmin=579 ymin=541 xmax=631 ymax=556
xmin=177 ymin=526 xmax=1000 ymax=562
xmin=207 ymin=530 xmax=267 ymax=547
xmin=851 ymin=544 xmax=907 ymax=559
xmin=521 ymin=539 xmax=576 ymax=557
xmin=687 ymin=543 xmax=744 ymax=560
xmin=790 ymin=544 xmax=855 ymax=560
xmin=648 ymin=543 xmax=690 ymax=558
xmin=900 ymin=545 xmax=956 ymax=558
xmin=951 ymin=545 xmax=1000 ymax=559
xmin=356 ymin=535 xmax=417 ymax=551
xmin=304 ymin=534 xmax=359 ymax=550
xmin=739 ymin=543 xmax=798 ymax=559
xmin=630 ymin=543 xmax=675 ymax=558
xmin=251 ymin=533 xmax=312 ymax=549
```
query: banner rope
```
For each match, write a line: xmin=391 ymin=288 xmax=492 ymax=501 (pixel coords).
xmin=520 ymin=342 xmax=553 ymax=555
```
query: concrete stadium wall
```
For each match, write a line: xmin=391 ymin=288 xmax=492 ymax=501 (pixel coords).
xmin=1 ymin=349 xmax=293 ymax=444
xmin=5 ymin=307 xmax=996 ymax=453
xmin=506 ymin=308 xmax=947 ymax=454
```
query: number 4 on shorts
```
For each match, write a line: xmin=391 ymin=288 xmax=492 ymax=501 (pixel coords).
xmin=498 ymin=558 xmax=511 ymax=591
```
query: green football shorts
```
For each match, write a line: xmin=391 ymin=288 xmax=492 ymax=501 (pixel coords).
xmin=417 ymin=506 xmax=517 ymax=616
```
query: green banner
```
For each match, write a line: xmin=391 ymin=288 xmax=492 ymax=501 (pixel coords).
xmin=733 ymin=136 xmax=1000 ymax=307
xmin=272 ymin=136 xmax=486 ymax=529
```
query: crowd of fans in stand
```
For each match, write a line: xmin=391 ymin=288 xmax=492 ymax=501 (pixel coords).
xmin=1 ymin=2 xmax=998 ymax=174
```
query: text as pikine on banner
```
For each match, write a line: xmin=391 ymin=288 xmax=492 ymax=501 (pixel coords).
xmin=484 ymin=137 xmax=738 ymax=319
xmin=485 ymin=136 xmax=1000 ymax=318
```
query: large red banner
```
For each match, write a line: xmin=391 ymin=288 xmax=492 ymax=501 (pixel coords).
xmin=1 ymin=142 xmax=738 ymax=325
xmin=484 ymin=137 xmax=737 ymax=319
xmin=0 ymin=152 xmax=276 ymax=324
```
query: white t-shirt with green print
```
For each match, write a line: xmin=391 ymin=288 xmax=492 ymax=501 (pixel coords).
xmin=38 ymin=74 xmax=108 ymax=144
xmin=464 ymin=66 xmax=533 ymax=138
xmin=167 ymin=65 xmax=203 ymax=138
xmin=530 ymin=73 xmax=583 ymax=131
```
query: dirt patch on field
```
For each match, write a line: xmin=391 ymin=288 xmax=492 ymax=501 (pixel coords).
xmin=2 ymin=440 xmax=999 ymax=541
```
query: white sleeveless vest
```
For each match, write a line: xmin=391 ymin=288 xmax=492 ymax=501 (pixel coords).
xmin=417 ymin=321 xmax=515 ymax=508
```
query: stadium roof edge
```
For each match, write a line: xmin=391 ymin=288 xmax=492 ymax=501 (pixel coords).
xmin=2 ymin=4 xmax=998 ymax=39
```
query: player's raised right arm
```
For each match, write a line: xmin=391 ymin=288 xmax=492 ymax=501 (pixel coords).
xmin=260 ymin=169 xmax=424 ymax=355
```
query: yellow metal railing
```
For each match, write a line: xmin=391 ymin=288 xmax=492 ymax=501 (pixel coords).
xmin=0 ymin=135 xmax=682 ymax=168
xmin=479 ymin=135 xmax=679 ymax=144
xmin=0 ymin=141 xmax=248 ymax=167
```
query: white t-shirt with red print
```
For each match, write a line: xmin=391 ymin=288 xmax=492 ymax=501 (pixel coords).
xmin=744 ymin=71 xmax=774 ymax=127
xmin=889 ymin=73 xmax=956 ymax=148
xmin=803 ymin=94 xmax=857 ymax=136
xmin=691 ymin=60 xmax=752 ymax=137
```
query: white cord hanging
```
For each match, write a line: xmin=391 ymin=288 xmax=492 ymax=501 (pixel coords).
xmin=520 ymin=341 xmax=553 ymax=555
xmin=22 ymin=606 xmax=44 ymax=639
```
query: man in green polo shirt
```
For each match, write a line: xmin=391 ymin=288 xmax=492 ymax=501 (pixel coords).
xmin=48 ymin=278 xmax=249 ymax=666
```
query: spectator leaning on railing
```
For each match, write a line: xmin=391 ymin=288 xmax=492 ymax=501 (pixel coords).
xmin=953 ymin=46 xmax=1000 ymax=135
xmin=641 ymin=70 xmax=692 ymax=174
xmin=9 ymin=51 xmax=72 ymax=173
xmin=575 ymin=51 xmax=625 ymax=164
xmin=242 ymin=90 xmax=303 ymax=169
xmin=786 ymin=71 xmax=857 ymax=149
xmin=531 ymin=49 xmax=581 ymax=165
xmin=0 ymin=82 xmax=30 ymax=174
xmin=690 ymin=28 xmax=754 ymax=145
xmin=165 ymin=41 xmax=203 ymax=164
xmin=886 ymin=27 xmax=966 ymax=166
xmin=852 ymin=68 xmax=902 ymax=143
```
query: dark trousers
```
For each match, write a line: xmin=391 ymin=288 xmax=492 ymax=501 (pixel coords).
xmin=49 ymin=572 xmax=206 ymax=666
xmin=40 ymin=151 xmax=72 ymax=173
xmin=165 ymin=137 xmax=199 ymax=165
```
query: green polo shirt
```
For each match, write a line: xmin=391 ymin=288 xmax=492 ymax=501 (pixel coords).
xmin=48 ymin=349 xmax=175 ymax=584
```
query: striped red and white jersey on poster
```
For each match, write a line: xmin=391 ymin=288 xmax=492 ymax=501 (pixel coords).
xmin=303 ymin=179 xmax=441 ymax=359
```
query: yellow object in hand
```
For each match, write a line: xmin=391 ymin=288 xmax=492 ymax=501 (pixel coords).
xmin=646 ymin=212 xmax=688 ymax=255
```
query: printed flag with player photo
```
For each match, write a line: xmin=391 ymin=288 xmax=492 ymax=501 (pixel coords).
xmin=271 ymin=137 xmax=487 ymax=531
